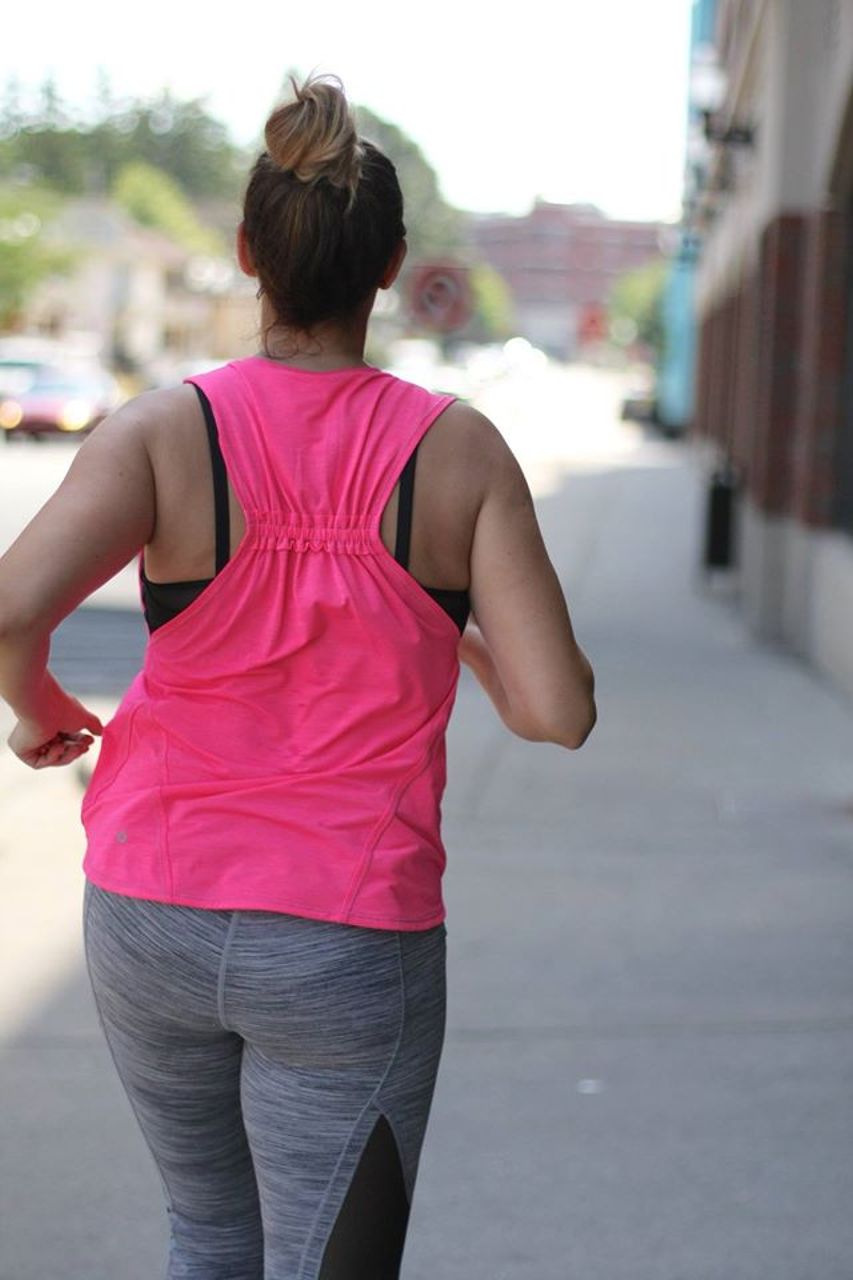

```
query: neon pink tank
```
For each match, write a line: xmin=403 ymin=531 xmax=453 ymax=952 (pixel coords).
xmin=81 ymin=356 xmax=460 ymax=930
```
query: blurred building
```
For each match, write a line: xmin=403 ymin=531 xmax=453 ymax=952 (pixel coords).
xmin=468 ymin=200 xmax=665 ymax=360
xmin=688 ymin=0 xmax=853 ymax=696
xmin=24 ymin=198 xmax=257 ymax=374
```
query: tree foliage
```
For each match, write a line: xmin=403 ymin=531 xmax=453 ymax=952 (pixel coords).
xmin=467 ymin=263 xmax=514 ymax=342
xmin=353 ymin=104 xmax=463 ymax=263
xmin=0 ymin=73 xmax=244 ymax=201
xmin=0 ymin=184 xmax=78 ymax=328
xmin=2 ymin=71 xmax=466 ymax=260
xmin=112 ymin=161 xmax=224 ymax=254
xmin=1 ymin=70 xmax=470 ymax=333
xmin=608 ymin=257 xmax=668 ymax=357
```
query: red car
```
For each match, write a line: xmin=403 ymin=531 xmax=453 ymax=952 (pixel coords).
xmin=0 ymin=365 xmax=123 ymax=442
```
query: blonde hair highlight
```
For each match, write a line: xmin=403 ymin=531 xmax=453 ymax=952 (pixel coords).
xmin=264 ymin=74 xmax=364 ymax=210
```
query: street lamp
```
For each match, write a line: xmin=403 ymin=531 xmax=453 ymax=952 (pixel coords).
xmin=690 ymin=43 xmax=756 ymax=148
xmin=690 ymin=44 xmax=727 ymax=110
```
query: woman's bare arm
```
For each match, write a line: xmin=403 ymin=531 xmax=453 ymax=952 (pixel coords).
xmin=457 ymin=407 xmax=596 ymax=749
xmin=0 ymin=392 xmax=160 ymax=764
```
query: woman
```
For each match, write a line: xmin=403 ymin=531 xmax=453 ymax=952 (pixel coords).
xmin=0 ymin=75 xmax=595 ymax=1280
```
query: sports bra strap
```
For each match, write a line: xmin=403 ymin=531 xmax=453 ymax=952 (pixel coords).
xmin=393 ymin=444 xmax=418 ymax=571
xmin=191 ymin=382 xmax=230 ymax=574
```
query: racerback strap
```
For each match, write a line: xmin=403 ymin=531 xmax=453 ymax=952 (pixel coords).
xmin=191 ymin=382 xmax=231 ymax=574
xmin=393 ymin=444 xmax=418 ymax=571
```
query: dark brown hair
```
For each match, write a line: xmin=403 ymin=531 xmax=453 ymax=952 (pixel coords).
xmin=242 ymin=74 xmax=406 ymax=346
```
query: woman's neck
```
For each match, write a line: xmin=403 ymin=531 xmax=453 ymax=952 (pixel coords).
xmin=258 ymin=299 xmax=371 ymax=371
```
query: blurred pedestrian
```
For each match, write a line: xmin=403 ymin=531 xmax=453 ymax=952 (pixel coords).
xmin=0 ymin=73 xmax=595 ymax=1279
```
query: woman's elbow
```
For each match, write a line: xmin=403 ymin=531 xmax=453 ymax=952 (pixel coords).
xmin=508 ymin=696 xmax=597 ymax=750
xmin=554 ymin=659 xmax=597 ymax=749
xmin=556 ymin=701 xmax=597 ymax=750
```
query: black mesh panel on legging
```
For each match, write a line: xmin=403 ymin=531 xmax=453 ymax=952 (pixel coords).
xmin=318 ymin=1113 xmax=411 ymax=1280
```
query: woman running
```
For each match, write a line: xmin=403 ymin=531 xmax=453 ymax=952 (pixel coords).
xmin=0 ymin=73 xmax=596 ymax=1280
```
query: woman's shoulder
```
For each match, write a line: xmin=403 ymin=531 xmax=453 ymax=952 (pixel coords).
xmin=396 ymin=395 xmax=514 ymax=531
xmin=425 ymin=397 xmax=501 ymax=440
xmin=112 ymin=381 xmax=203 ymax=420
xmin=418 ymin=398 xmax=516 ymax=479
xmin=105 ymin=384 xmax=210 ymax=479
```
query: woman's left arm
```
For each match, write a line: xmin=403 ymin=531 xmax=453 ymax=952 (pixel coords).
xmin=0 ymin=395 xmax=157 ymax=769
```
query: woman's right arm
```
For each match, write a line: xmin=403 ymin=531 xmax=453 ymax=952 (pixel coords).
xmin=459 ymin=407 xmax=596 ymax=750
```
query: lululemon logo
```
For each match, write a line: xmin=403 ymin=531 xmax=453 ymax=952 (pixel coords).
xmin=115 ymin=830 xmax=128 ymax=844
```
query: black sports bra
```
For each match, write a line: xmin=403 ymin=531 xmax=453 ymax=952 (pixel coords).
xmin=140 ymin=385 xmax=472 ymax=635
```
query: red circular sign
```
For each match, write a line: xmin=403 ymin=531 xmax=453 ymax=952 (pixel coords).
xmin=578 ymin=302 xmax=608 ymax=344
xmin=408 ymin=263 xmax=473 ymax=334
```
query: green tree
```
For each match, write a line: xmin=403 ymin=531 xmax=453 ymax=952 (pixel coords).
xmin=112 ymin=161 xmax=224 ymax=254
xmin=0 ymin=75 xmax=244 ymax=202
xmin=608 ymin=257 xmax=668 ymax=357
xmin=0 ymin=185 xmax=78 ymax=329
xmin=120 ymin=90 xmax=244 ymax=200
xmin=467 ymin=263 xmax=514 ymax=341
xmin=0 ymin=76 xmax=23 ymax=141
xmin=0 ymin=76 xmax=91 ymax=191
xmin=353 ymin=104 xmax=463 ymax=262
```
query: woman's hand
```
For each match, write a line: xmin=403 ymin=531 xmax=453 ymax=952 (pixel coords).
xmin=456 ymin=619 xmax=519 ymax=730
xmin=8 ymin=694 xmax=103 ymax=770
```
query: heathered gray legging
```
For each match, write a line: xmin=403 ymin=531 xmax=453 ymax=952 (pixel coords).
xmin=82 ymin=879 xmax=447 ymax=1280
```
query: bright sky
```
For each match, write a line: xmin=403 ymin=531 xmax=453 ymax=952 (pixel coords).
xmin=3 ymin=0 xmax=691 ymax=222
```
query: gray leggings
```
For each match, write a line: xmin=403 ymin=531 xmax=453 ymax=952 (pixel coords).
xmin=82 ymin=879 xmax=447 ymax=1280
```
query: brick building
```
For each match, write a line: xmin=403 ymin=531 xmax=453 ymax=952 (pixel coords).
xmin=689 ymin=0 xmax=853 ymax=696
xmin=468 ymin=200 xmax=665 ymax=359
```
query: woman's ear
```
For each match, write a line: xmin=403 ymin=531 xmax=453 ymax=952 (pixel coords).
xmin=379 ymin=239 xmax=407 ymax=290
xmin=236 ymin=222 xmax=257 ymax=278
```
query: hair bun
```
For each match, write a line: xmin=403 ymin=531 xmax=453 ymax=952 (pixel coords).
xmin=264 ymin=74 xmax=363 ymax=198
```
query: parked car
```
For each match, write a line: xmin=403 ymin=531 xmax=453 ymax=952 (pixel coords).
xmin=0 ymin=365 xmax=123 ymax=441
xmin=619 ymin=364 xmax=659 ymax=425
xmin=0 ymin=336 xmax=75 ymax=392
xmin=0 ymin=357 xmax=53 ymax=399
xmin=619 ymin=386 xmax=658 ymax=424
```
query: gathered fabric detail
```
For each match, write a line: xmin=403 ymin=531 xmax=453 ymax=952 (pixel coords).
xmin=246 ymin=512 xmax=375 ymax=555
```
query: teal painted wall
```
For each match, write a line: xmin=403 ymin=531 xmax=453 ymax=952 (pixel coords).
xmin=655 ymin=0 xmax=718 ymax=432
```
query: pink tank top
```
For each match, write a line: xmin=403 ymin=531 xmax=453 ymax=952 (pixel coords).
xmin=81 ymin=356 xmax=460 ymax=930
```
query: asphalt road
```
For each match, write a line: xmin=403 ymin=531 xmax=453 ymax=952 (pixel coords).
xmin=2 ymin=364 xmax=852 ymax=1279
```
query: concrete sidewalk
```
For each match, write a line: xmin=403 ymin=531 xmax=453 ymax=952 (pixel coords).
xmin=2 ymin=414 xmax=853 ymax=1278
